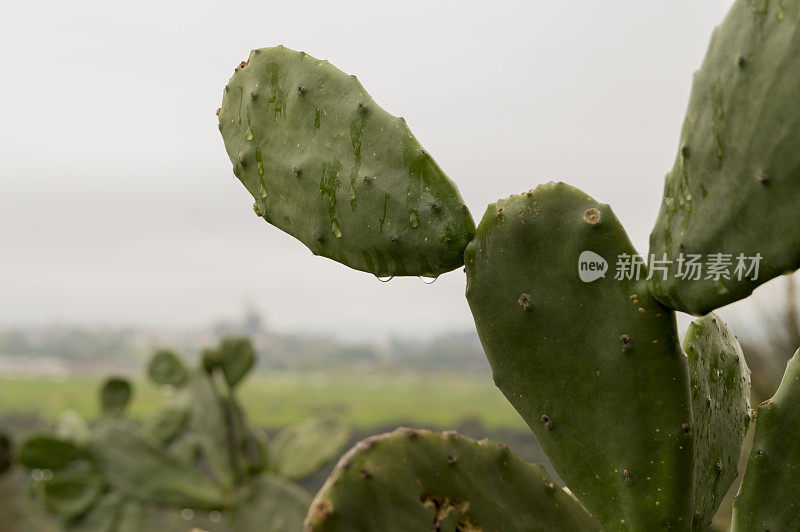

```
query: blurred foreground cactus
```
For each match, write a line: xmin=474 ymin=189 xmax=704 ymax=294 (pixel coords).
xmin=217 ymin=0 xmax=800 ymax=529
xmin=14 ymin=337 xmax=350 ymax=531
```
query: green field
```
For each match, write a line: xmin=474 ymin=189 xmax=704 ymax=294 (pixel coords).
xmin=0 ymin=371 xmax=528 ymax=431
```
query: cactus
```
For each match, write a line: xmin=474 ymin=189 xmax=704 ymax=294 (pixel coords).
xmin=99 ymin=377 xmax=132 ymax=416
xmin=465 ymin=183 xmax=693 ymax=528
xmin=206 ymin=335 xmax=256 ymax=388
xmin=37 ymin=462 xmax=104 ymax=520
xmin=230 ymin=476 xmax=312 ymax=532
xmin=215 ymin=0 xmax=800 ymax=526
xmin=683 ymin=314 xmax=751 ymax=528
xmin=147 ymin=349 xmax=189 ymax=388
xmin=306 ymin=427 xmax=601 ymax=531
xmin=16 ymin=336 xmax=351 ymax=531
xmin=648 ymin=0 xmax=800 ymax=314
xmin=146 ymin=403 xmax=190 ymax=445
xmin=268 ymin=415 xmax=352 ymax=481
xmin=732 ymin=349 xmax=800 ymax=530
xmin=218 ymin=46 xmax=475 ymax=278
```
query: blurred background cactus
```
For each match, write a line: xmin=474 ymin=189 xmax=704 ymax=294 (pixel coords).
xmin=8 ymin=338 xmax=350 ymax=531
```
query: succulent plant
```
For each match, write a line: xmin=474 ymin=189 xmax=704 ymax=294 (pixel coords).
xmin=215 ymin=0 xmax=800 ymax=528
xmin=14 ymin=337 xmax=351 ymax=531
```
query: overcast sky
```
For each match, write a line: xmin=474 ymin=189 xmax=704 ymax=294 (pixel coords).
xmin=0 ymin=0 xmax=783 ymax=338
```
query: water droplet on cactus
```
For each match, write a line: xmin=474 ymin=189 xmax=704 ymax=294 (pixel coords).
xmin=260 ymin=183 xmax=267 ymax=199
xmin=409 ymin=212 xmax=419 ymax=228
xmin=331 ymin=219 xmax=342 ymax=238
xmin=245 ymin=128 xmax=253 ymax=141
xmin=376 ymin=275 xmax=394 ymax=283
xmin=419 ymin=275 xmax=438 ymax=285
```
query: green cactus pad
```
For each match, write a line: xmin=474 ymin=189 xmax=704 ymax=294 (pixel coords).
xmin=648 ymin=0 xmax=800 ymax=314
xmin=87 ymin=420 xmax=227 ymax=510
xmin=99 ymin=377 xmax=132 ymax=416
xmin=465 ymin=183 xmax=693 ymax=529
xmin=188 ymin=371 xmax=235 ymax=488
xmin=218 ymin=46 xmax=475 ymax=277
xmin=217 ymin=336 xmax=256 ymax=388
xmin=18 ymin=435 xmax=86 ymax=471
xmin=147 ymin=404 xmax=190 ymax=444
xmin=269 ymin=415 xmax=350 ymax=481
xmin=732 ymin=349 xmax=800 ymax=530
xmin=147 ymin=349 xmax=189 ymax=388
xmin=230 ymin=476 xmax=311 ymax=532
xmin=40 ymin=463 xmax=105 ymax=519
xmin=64 ymin=492 xmax=140 ymax=532
xmin=305 ymin=428 xmax=601 ymax=531
xmin=682 ymin=314 xmax=751 ymax=528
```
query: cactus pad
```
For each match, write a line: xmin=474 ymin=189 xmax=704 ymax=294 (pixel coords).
xmin=465 ymin=182 xmax=693 ymax=529
xmin=99 ymin=377 xmax=132 ymax=416
xmin=648 ymin=0 xmax=800 ymax=314
xmin=18 ymin=435 xmax=86 ymax=471
xmin=305 ymin=427 xmax=600 ymax=530
xmin=269 ymin=415 xmax=350 ymax=481
xmin=147 ymin=349 xmax=189 ymax=388
xmin=216 ymin=336 xmax=256 ymax=388
xmin=732 ymin=349 xmax=800 ymax=530
xmin=87 ymin=420 xmax=227 ymax=510
xmin=682 ymin=314 xmax=751 ymax=528
xmin=218 ymin=46 xmax=475 ymax=277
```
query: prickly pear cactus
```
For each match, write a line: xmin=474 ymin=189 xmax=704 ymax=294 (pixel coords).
xmin=305 ymin=427 xmax=601 ymax=531
xmin=682 ymin=314 xmax=751 ymax=528
xmin=465 ymin=182 xmax=694 ymax=529
xmin=87 ymin=419 xmax=227 ymax=510
xmin=269 ymin=415 xmax=350 ymax=481
xmin=732 ymin=349 xmax=800 ymax=530
xmin=218 ymin=46 xmax=475 ymax=278
xmin=147 ymin=349 xmax=189 ymax=388
xmin=214 ymin=336 xmax=256 ymax=387
xmin=99 ymin=377 xmax=132 ymax=416
xmin=648 ymin=0 xmax=800 ymax=314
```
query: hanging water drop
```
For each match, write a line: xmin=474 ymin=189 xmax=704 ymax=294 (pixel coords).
xmin=409 ymin=212 xmax=419 ymax=228
xmin=246 ymin=128 xmax=253 ymax=141
xmin=419 ymin=275 xmax=438 ymax=285
xmin=376 ymin=275 xmax=394 ymax=283
xmin=331 ymin=219 xmax=342 ymax=238
xmin=260 ymin=183 xmax=267 ymax=199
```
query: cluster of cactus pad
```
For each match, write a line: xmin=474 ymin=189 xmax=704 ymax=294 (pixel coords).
xmin=217 ymin=0 xmax=800 ymax=529
xmin=12 ymin=337 xmax=350 ymax=531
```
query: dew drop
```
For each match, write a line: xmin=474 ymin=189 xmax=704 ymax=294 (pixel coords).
xmin=331 ymin=219 xmax=342 ymax=238
xmin=376 ymin=275 xmax=394 ymax=283
xmin=245 ymin=128 xmax=253 ymax=141
xmin=409 ymin=212 xmax=419 ymax=228
xmin=419 ymin=275 xmax=438 ymax=285
xmin=260 ymin=183 xmax=267 ymax=199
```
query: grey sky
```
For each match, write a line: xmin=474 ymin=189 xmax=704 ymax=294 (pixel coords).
xmin=0 ymin=0 xmax=780 ymax=338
